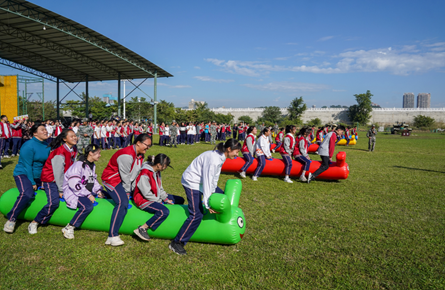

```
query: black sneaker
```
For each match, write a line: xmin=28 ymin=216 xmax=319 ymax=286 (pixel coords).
xmin=133 ymin=226 xmax=150 ymax=241
xmin=169 ymin=241 xmax=187 ymax=255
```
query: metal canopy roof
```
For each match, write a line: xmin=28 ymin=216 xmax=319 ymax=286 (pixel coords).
xmin=0 ymin=0 xmax=173 ymax=82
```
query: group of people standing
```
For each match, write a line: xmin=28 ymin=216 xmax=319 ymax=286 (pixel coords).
xmin=158 ymin=121 xmax=233 ymax=147
xmin=2 ymin=118 xmax=242 ymax=255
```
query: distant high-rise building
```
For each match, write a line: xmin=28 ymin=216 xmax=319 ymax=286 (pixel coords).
xmin=417 ymin=93 xmax=431 ymax=108
xmin=188 ymin=98 xmax=205 ymax=109
xmin=403 ymin=93 xmax=415 ymax=108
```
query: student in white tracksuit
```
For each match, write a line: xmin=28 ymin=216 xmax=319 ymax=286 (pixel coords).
xmin=252 ymin=128 xmax=272 ymax=181
xmin=169 ymin=139 xmax=241 ymax=255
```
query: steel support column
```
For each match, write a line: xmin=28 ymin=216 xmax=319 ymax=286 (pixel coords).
xmin=56 ymin=78 xmax=60 ymax=120
xmin=118 ymin=72 xmax=121 ymax=117
xmin=154 ymin=70 xmax=157 ymax=133
xmin=85 ymin=75 xmax=89 ymax=119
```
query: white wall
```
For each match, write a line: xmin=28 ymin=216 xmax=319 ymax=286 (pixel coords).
xmin=197 ymin=107 xmax=445 ymax=125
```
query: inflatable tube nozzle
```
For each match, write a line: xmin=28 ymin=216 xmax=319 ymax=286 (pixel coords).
xmin=336 ymin=151 xmax=346 ymax=167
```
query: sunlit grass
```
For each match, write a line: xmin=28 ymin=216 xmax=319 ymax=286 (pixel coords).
xmin=0 ymin=132 xmax=444 ymax=289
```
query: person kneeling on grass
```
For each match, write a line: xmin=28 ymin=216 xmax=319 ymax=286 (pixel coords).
xmin=62 ymin=144 xmax=103 ymax=239
xmin=132 ymin=154 xmax=185 ymax=241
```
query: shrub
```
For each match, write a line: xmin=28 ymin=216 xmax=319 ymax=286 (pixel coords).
xmin=413 ymin=115 xmax=435 ymax=129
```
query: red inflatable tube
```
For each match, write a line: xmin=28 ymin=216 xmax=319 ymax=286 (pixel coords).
xmin=271 ymin=143 xmax=319 ymax=153
xmin=222 ymin=152 xmax=349 ymax=180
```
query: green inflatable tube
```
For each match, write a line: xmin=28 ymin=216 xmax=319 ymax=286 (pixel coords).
xmin=0 ymin=179 xmax=246 ymax=245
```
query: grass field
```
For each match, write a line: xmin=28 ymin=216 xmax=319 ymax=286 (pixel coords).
xmin=0 ymin=132 xmax=444 ymax=289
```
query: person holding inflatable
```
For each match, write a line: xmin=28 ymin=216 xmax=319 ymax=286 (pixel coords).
xmin=61 ymin=144 xmax=103 ymax=239
xmin=239 ymin=126 xmax=257 ymax=179
xmin=169 ymin=139 xmax=241 ymax=255
xmin=101 ymin=134 xmax=150 ymax=246
xmin=252 ymin=128 xmax=272 ymax=181
xmin=132 ymin=154 xmax=185 ymax=241
xmin=294 ymin=128 xmax=312 ymax=182
xmin=308 ymin=125 xmax=345 ymax=183
xmin=3 ymin=124 xmax=50 ymax=234
xmin=279 ymin=125 xmax=296 ymax=183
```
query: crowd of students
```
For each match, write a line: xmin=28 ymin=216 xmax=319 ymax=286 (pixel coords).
xmin=1 ymin=113 xmax=357 ymax=255
xmin=2 ymin=118 xmax=243 ymax=255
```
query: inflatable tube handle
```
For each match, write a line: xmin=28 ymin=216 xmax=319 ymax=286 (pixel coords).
xmin=223 ymin=179 xmax=242 ymax=208
xmin=208 ymin=194 xmax=231 ymax=223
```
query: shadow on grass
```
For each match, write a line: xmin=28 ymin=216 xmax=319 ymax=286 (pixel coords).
xmin=393 ymin=165 xmax=445 ymax=174
xmin=342 ymin=148 xmax=369 ymax=152
xmin=1 ymin=160 xmax=15 ymax=169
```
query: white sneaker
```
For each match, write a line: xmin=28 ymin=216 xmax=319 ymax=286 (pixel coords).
xmin=106 ymin=236 xmax=125 ymax=246
xmin=239 ymin=172 xmax=246 ymax=179
xmin=11 ymin=154 xmax=15 ymax=157
xmin=284 ymin=177 xmax=293 ymax=183
xmin=4 ymin=155 xmax=10 ymax=159
xmin=3 ymin=220 xmax=16 ymax=233
xmin=28 ymin=222 xmax=38 ymax=234
xmin=252 ymin=176 xmax=258 ymax=181
xmin=272 ymin=149 xmax=275 ymax=153
xmin=299 ymin=175 xmax=307 ymax=182
xmin=62 ymin=224 xmax=75 ymax=239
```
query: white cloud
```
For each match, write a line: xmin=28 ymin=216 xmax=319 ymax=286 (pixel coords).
xmin=158 ymin=83 xmax=191 ymax=88
xmin=206 ymin=44 xmax=445 ymax=76
xmin=243 ymin=82 xmax=330 ymax=93
xmin=286 ymin=42 xmax=299 ymax=45
xmin=194 ymin=66 xmax=201 ymax=69
xmin=318 ymin=36 xmax=334 ymax=42
xmin=194 ymin=76 xmax=234 ymax=83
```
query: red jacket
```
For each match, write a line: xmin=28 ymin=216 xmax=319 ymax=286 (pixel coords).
xmin=41 ymin=144 xmax=77 ymax=182
xmin=279 ymin=134 xmax=295 ymax=155
xmin=101 ymin=145 xmax=144 ymax=190
xmin=0 ymin=122 xmax=12 ymax=139
xmin=11 ymin=122 xmax=22 ymax=138
xmin=293 ymin=136 xmax=309 ymax=157
xmin=241 ymin=134 xmax=255 ymax=154
xmin=275 ymin=131 xmax=284 ymax=142
xmin=133 ymin=168 xmax=169 ymax=208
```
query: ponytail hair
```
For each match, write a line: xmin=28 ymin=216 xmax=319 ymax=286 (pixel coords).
xmin=297 ymin=127 xmax=307 ymax=136
xmin=49 ymin=129 xmax=74 ymax=150
xmin=146 ymin=153 xmax=172 ymax=169
xmin=285 ymin=125 xmax=296 ymax=134
xmin=246 ymin=125 xmax=256 ymax=135
xmin=260 ymin=127 xmax=270 ymax=136
xmin=214 ymin=138 xmax=241 ymax=153
xmin=78 ymin=144 xmax=101 ymax=168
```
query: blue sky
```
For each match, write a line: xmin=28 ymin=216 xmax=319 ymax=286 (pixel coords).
xmin=1 ymin=0 xmax=444 ymax=108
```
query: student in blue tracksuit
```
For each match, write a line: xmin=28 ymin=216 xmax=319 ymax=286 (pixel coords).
xmin=169 ymin=138 xmax=241 ymax=255
xmin=3 ymin=123 xmax=51 ymax=234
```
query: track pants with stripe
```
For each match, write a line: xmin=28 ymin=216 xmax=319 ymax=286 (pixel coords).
xmin=34 ymin=182 xmax=60 ymax=224
xmin=7 ymin=175 xmax=41 ymax=222
xmin=141 ymin=194 xmax=184 ymax=231
xmin=174 ymin=186 xmax=223 ymax=245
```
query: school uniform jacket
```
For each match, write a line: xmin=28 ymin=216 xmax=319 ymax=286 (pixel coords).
xmin=241 ymin=133 xmax=256 ymax=156
xmin=41 ymin=144 xmax=78 ymax=192
xmin=280 ymin=133 xmax=295 ymax=156
xmin=255 ymin=135 xmax=271 ymax=157
xmin=181 ymin=150 xmax=226 ymax=209
xmin=10 ymin=122 xmax=23 ymax=138
xmin=101 ymin=145 xmax=144 ymax=193
xmin=317 ymin=132 xmax=338 ymax=158
xmin=294 ymin=136 xmax=310 ymax=158
xmin=0 ymin=122 xmax=12 ymax=139
xmin=275 ymin=131 xmax=284 ymax=143
xmin=63 ymin=161 xmax=102 ymax=210
xmin=133 ymin=163 xmax=169 ymax=209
